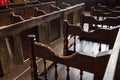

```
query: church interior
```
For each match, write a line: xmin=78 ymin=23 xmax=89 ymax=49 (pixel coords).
xmin=0 ymin=0 xmax=120 ymax=80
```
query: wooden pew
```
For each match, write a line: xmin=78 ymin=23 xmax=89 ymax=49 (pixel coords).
xmin=0 ymin=9 xmax=24 ymax=27
xmin=103 ymin=26 xmax=120 ymax=80
xmin=80 ymin=14 xmax=120 ymax=31
xmin=12 ymin=1 xmax=56 ymax=20
xmin=0 ymin=6 xmax=7 ymax=10
xmin=0 ymin=3 xmax=86 ymax=79
xmin=56 ymin=1 xmax=71 ymax=9
xmin=0 ymin=10 xmax=63 ymax=78
xmin=33 ymin=1 xmax=56 ymax=13
xmin=28 ymin=21 xmax=119 ymax=80
xmin=25 ymin=1 xmax=40 ymax=5
xmin=0 ymin=1 xmax=40 ymax=9
xmin=63 ymin=3 xmax=85 ymax=25
xmin=12 ymin=2 xmax=61 ymax=60
xmin=0 ymin=1 xmax=56 ymax=26
xmin=0 ymin=14 xmax=24 ymax=77
xmin=90 ymin=7 xmax=120 ymax=20
xmin=8 ymin=2 xmax=26 ymax=8
xmin=97 ymin=4 xmax=120 ymax=12
xmin=50 ymin=4 xmax=61 ymax=12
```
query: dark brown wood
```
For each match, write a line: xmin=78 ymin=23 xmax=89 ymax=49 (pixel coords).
xmin=80 ymin=70 xmax=83 ymax=80
xmin=33 ymin=39 xmax=111 ymax=80
xmin=13 ymin=33 xmax=23 ymax=65
xmin=63 ymin=3 xmax=85 ymax=25
xmin=29 ymin=19 xmax=119 ymax=80
xmin=103 ymin=29 xmax=120 ymax=80
xmin=66 ymin=66 xmax=70 ymax=80
xmin=0 ymin=63 xmax=3 ymax=76
xmin=0 ymin=9 xmax=23 ymax=27
xmin=90 ymin=7 xmax=120 ymax=20
xmin=0 ymin=3 xmax=91 ymax=79
xmin=43 ymin=59 xmax=48 ymax=80
xmin=56 ymin=1 xmax=71 ymax=9
xmin=54 ymin=62 xmax=58 ymax=80
xmin=28 ymin=35 xmax=38 ymax=80
xmin=0 ymin=38 xmax=14 ymax=75
xmin=35 ymin=8 xmax=47 ymax=16
xmin=50 ymin=5 xmax=61 ymax=12
xmin=65 ymin=21 xmax=118 ymax=49
xmin=98 ymin=4 xmax=120 ymax=12
xmin=80 ymin=13 xmax=120 ymax=30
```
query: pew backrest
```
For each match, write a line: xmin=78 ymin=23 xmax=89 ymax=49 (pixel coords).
xmin=80 ymin=13 xmax=120 ymax=30
xmin=91 ymin=7 xmax=120 ymax=20
xmin=98 ymin=4 xmax=120 ymax=12
xmin=0 ymin=9 xmax=24 ymax=27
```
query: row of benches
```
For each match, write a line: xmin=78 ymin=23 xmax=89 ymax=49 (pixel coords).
xmin=0 ymin=2 xmax=120 ymax=80
xmin=0 ymin=2 xmax=85 ymax=79
xmin=28 ymin=4 xmax=120 ymax=80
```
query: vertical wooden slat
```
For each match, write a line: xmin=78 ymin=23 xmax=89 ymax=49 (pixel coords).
xmin=73 ymin=36 xmax=76 ymax=52
xmin=54 ymin=62 xmax=58 ymax=80
xmin=63 ymin=21 xmax=69 ymax=55
xmin=13 ymin=33 xmax=23 ymax=65
xmin=80 ymin=70 xmax=83 ymax=80
xmin=99 ymin=42 xmax=101 ymax=52
xmin=43 ymin=59 xmax=48 ymax=80
xmin=66 ymin=66 xmax=70 ymax=80
xmin=28 ymin=35 xmax=38 ymax=80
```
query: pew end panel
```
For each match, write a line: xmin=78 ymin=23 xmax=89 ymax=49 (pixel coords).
xmin=28 ymin=38 xmax=111 ymax=80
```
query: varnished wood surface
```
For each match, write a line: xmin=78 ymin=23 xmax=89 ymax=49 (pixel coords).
xmin=0 ymin=3 xmax=85 ymax=78
xmin=33 ymin=37 xmax=111 ymax=80
xmin=103 ymin=28 xmax=120 ymax=80
xmin=98 ymin=4 xmax=120 ymax=13
xmin=91 ymin=7 xmax=120 ymax=18
xmin=32 ymin=21 xmax=116 ymax=80
xmin=80 ymin=13 xmax=120 ymax=31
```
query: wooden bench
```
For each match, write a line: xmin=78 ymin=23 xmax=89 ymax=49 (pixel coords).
xmin=8 ymin=2 xmax=26 ymax=8
xmin=28 ymin=20 xmax=119 ymax=80
xmin=0 ymin=6 xmax=7 ymax=10
xmin=0 ymin=1 xmax=56 ymax=26
xmin=63 ymin=3 xmax=85 ymax=25
xmin=0 ymin=3 xmax=85 ymax=79
xmin=0 ymin=9 xmax=24 ymax=27
xmin=97 ymin=4 xmax=120 ymax=12
xmin=103 ymin=26 xmax=120 ymax=80
xmin=80 ymin=13 xmax=120 ymax=31
xmin=56 ymin=1 xmax=71 ymax=9
xmin=12 ymin=1 xmax=56 ymax=20
xmin=50 ymin=4 xmax=61 ymax=12
xmin=91 ymin=7 xmax=120 ymax=20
